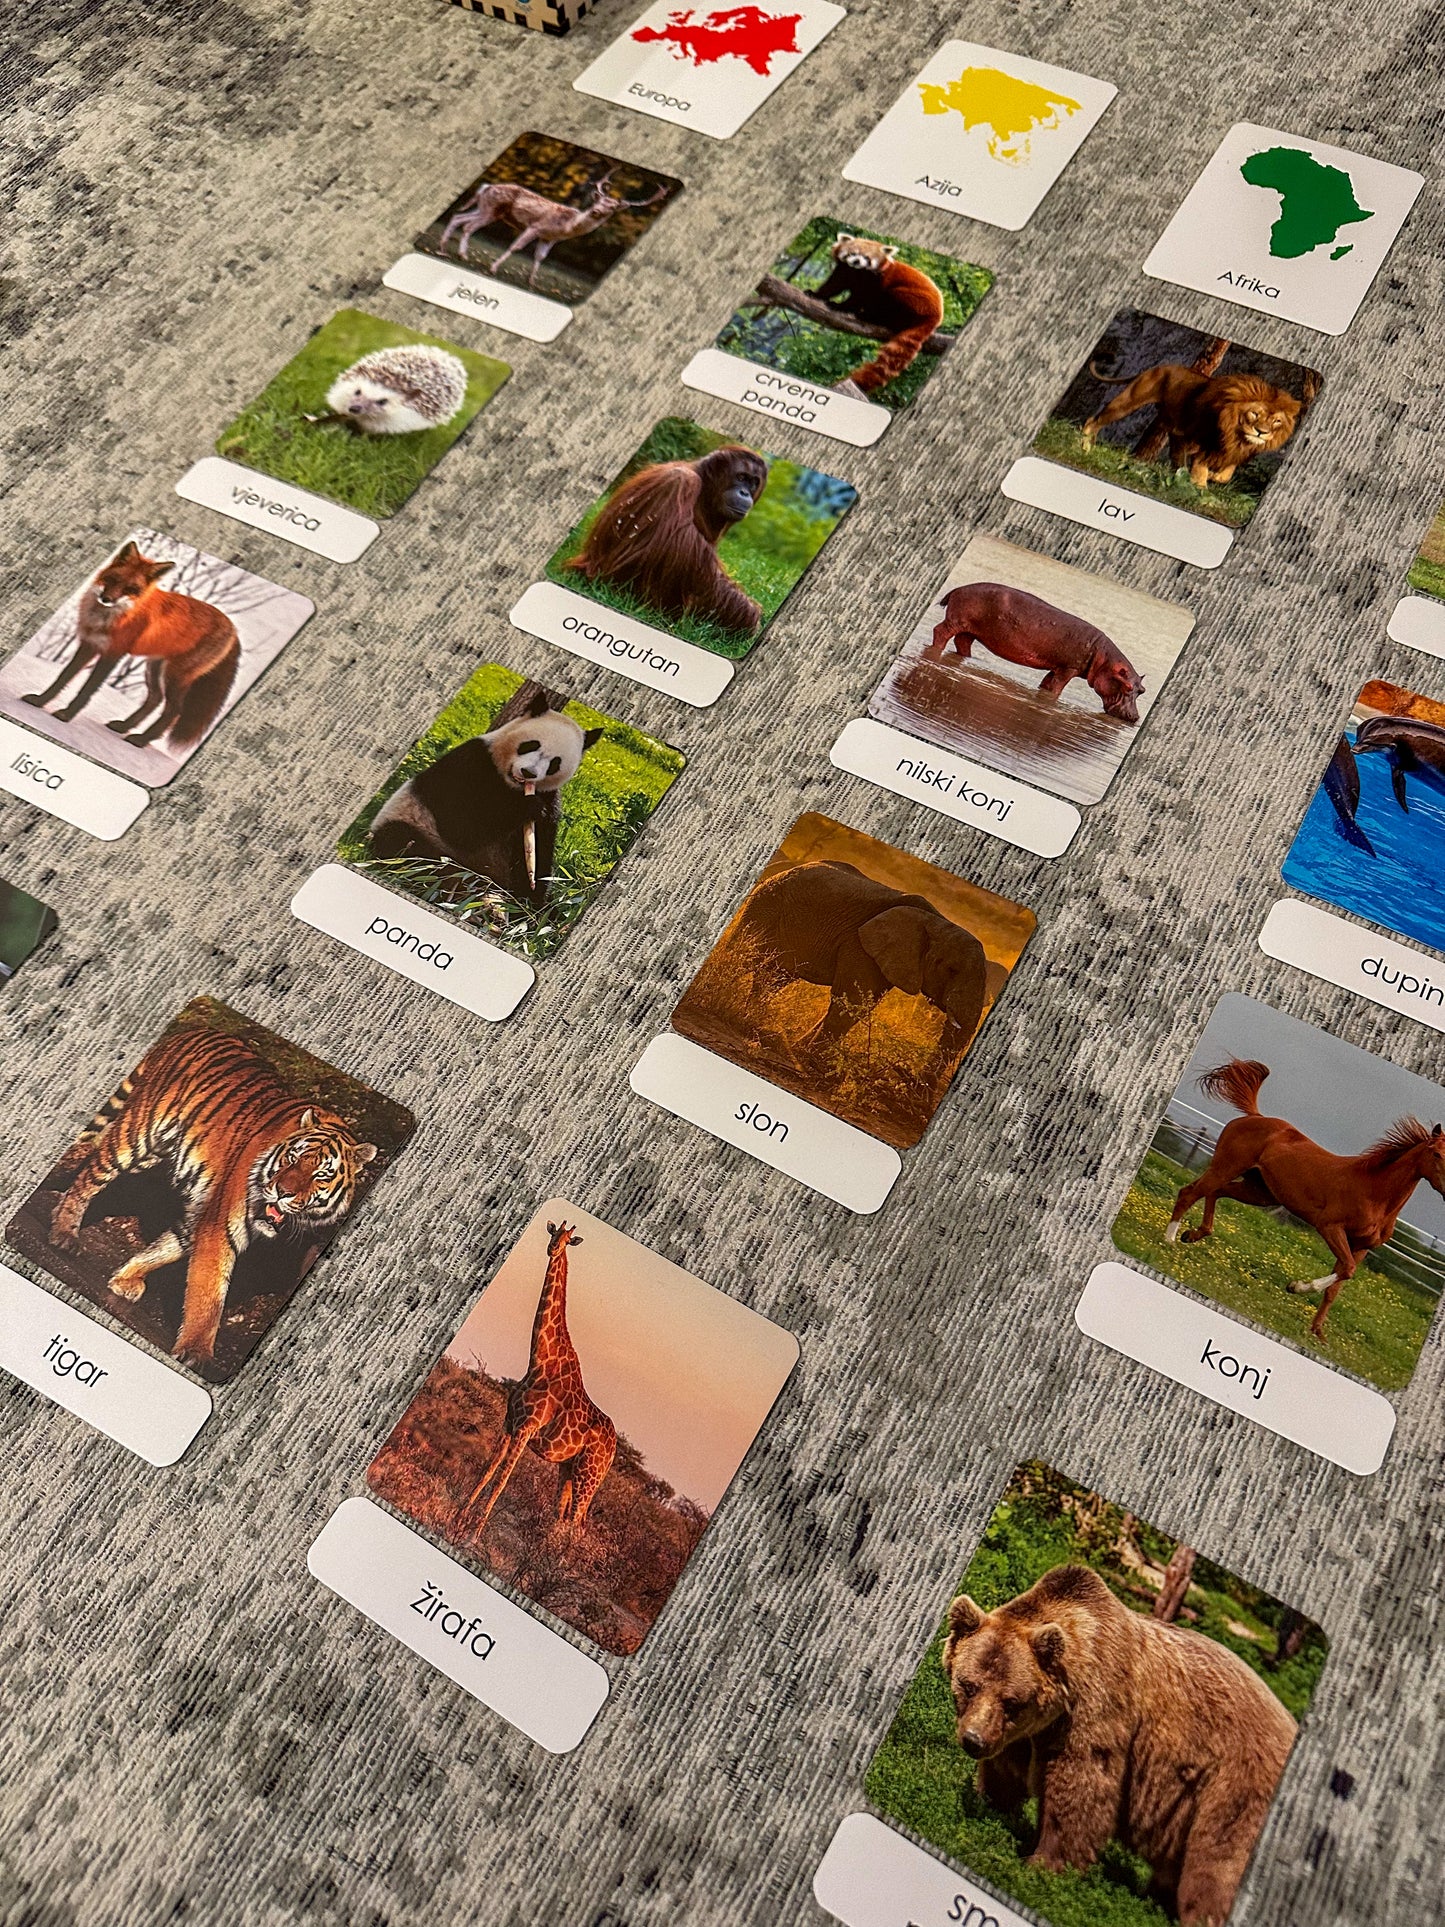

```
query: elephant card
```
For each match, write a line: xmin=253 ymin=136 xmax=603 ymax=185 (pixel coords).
xmin=669 ymin=812 xmax=1035 ymax=1148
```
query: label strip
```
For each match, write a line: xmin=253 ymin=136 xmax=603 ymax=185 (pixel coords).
xmin=510 ymin=580 xmax=736 ymax=707
xmin=682 ymin=348 xmax=888 ymax=448
xmin=1260 ymin=897 xmax=1445 ymax=1034
xmin=383 ymin=253 xmax=571 ymax=343
xmin=1386 ymin=594 xmax=1445 ymax=660
xmin=176 ymin=458 xmax=379 ymax=563
xmin=0 ymin=717 xmax=149 ymax=840
xmin=1002 ymin=456 xmax=1234 ymax=568
xmin=814 ymin=1812 xmax=1032 ymax=1927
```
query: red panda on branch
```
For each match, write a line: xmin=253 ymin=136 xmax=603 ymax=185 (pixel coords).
xmin=811 ymin=235 xmax=946 ymax=396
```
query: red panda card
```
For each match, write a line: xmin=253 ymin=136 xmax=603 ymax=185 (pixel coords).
xmin=683 ymin=216 xmax=993 ymax=447
xmin=573 ymin=2 xmax=846 ymax=141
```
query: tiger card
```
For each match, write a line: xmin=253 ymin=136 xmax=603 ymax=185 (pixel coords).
xmin=6 ymin=997 xmax=415 ymax=1385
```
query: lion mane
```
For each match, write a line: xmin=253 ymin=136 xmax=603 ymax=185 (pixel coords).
xmin=1082 ymin=363 xmax=1303 ymax=489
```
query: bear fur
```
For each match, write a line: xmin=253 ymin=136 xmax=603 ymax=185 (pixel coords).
xmin=941 ymin=1564 xmax=1297 ymax=1927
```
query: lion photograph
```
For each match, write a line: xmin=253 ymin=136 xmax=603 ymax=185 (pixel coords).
xmin=1034 ymin=308 xmax=1322 ymax=528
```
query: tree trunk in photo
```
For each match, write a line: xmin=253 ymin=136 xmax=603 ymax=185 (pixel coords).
xmin=1267 ymin=1606 xmax=1308 ymax=1670
xmin=1134 ymin=337 xmax=1230 ymax=462
xmin=1153 ymin=1544 xmax=1197 ymax=1622
xmin=747 ymin=274 xmax=955 ymax=355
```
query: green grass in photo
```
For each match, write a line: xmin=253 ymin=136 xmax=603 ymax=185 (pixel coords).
xmin=215 ymin=309 xmax=509 ymax=518
xmin=1033 ymin=417 xmax=1265 ymax=529
xmin=339 ymin=664 xmax=683 ymax=962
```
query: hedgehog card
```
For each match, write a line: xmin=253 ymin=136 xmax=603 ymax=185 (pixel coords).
xmin=832 ymin=1460 xmax=1326 ymax=1927
xmin=212 ymin=310 xmax=509 ymax=520
xmin=683 ymin=215 xmax=993 ymax=447
xmin=0 ymin=879 xmax=56 ymax=981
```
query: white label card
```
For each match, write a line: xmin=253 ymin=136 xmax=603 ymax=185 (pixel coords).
xmin=0 ymin=1262 xmax=211 ymax=1465
xmin=830 ymin=718 xmax=1079 ymax=858
xmin=573 ymin=0 xmax=846 ymax=141
xmin=1002 ymin=457 xmax=1234 ymax=567
xmin=176 ymin=458 xmax=379 ymax=563
xmin=0 ymin=717 xmax=149 ymax=840
xmin=814 ymin=1812 xmax=1031 ymax=1927
xmin=309 ymin=1498 xmax=609 ymax=1752
xmin=682 ymin=348 xmax=888 ymax=447
xmin=1259 ymin=897 xmax=1445 ymax=1036
xmin=1076 ymin=1262 xmax=1395 ymax=1475
xmin=383 ymin=253 xmax=571 ymax=344
xmin=1387 ymin=595 xmax=1445 ymax=659
xmin=510 ymin=580 xmax=736 ymax=707
xmin=1144 ymin=122 xmax=1423 ymax=336
xmin=843 ymin=41 xmax=1117 ymax=232
xmin=291 ymin=865 xmax=535 ymax=1021
xmin=630 ymin=1033 xmax=900 ymax=1213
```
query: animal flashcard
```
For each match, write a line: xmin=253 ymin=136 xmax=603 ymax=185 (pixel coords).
xmin=0 ymin=532 xmax=313 ymax=788
xmin=1283 ymin=681 xmax=1445 ymax=957
xmin=6 ymin=997 xmax=414 ymax=1385
xmin=868 ymin=533 xmax=1196 ymax=807
xmin=670 ymin=812 xmax=1034 ymax=1149
xmin=0 ymin=880 xmax=56 ymax=981
xmin=365 ymin=1201 xmax=798 ymax=1654
xmin=214 ymin=311 xmax=509 ymax=519
xmin=1111 ymin=992 xmax=1445 ymax=1394
xmin=1387 ymin=485 xmax=1445 ymax=658
xmin=862 ymin=1460 xmax=1325 ymax=1927
xmin=573 ymin=1 xmax=846 ymax=141
xmin=337 ymin=665 xmax=684 ymax=965
xmin=1144 ymin=123 xmax=1423 ymax=335
xmin=843 ymin=41 xmax=1116 ymax=230
xmin=536 ymin=416 xmax=857 ymax=666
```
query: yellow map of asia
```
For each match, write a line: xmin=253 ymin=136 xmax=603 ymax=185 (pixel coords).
xmin=919 ymin=66 xmax=1081 ymax=165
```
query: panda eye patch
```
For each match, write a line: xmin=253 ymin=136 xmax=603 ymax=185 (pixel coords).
xmin=548 ymin=757 xmax=562 ymax=775
xmin=517 ymin=739 xmax=541 ymax=754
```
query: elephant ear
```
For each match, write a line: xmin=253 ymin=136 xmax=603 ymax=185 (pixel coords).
xmin=859 ymin=905 xmax=928 ymax=994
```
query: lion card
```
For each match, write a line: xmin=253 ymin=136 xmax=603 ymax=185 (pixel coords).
xmin=365 ymin=1201 xmax=798 ymax=1654
xmin=6 ymin=997 xmax=415 ymax=1385
xmin=0 ymin=879 xmax=56 ymax=981
xmin=865 ymin=1460 xmax=1326 ymax=1927
xmin=670 ymin=812 xmax=1035 ymax=1149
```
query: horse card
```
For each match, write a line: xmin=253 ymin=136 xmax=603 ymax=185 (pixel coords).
xmin=1144 ymin=123 xmax=1423 ymax=336
xmin=1003 ymin=307 xmax=1323 ymax=568
xmin=842 ymin=41 xmax=1117 ymax=230
xmin=5 ymin=997 xmax=415 ymax=1388
xmin=573 ymin=1 xmax=846 ymax=141
xmin=682 ymin=215 xmax=992 ymax=447
xmin=0 ymin=532 xmax=313 ymax=794
xmin=1111 ymin=992 xmax=1445 ymax=1396
xmin=387 ymin=131 xmax=683 ymax=342
xmin=0 ymin=879 xmax=56 ymax=981
xmin=295 ymin=665 xmax=685 ymax=1019
xmin=827 ymin=1460 xmax=1326 ymax=1927
xmin=512 ymin=417 xmax=857 ymax=706
xmin=1387 ymin=484 xmax=1445 ymax=659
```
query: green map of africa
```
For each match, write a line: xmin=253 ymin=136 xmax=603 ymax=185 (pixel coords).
xmin=1239 ymin=145 xmax=1373 ymax=260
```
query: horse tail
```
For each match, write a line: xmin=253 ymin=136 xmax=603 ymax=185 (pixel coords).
xmin=1197 ymin=1057 xmax=1269 ymax=1115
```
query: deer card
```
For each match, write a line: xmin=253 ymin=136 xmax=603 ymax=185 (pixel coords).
xmin=386 ymin=132 xmax=683 ymax=342
xmin=573 ymin=1 xmax=846 ymax=141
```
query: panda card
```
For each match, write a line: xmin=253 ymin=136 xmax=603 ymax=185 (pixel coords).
xmin=293 ymin=665 xmax=685 ymax=1021
xmin=682 ymin=216 xmax=993 ymax=447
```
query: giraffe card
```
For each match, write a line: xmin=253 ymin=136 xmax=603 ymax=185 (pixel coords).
xmin=842 ymin=42 xmax=1117 ymax=230
xmin=364 ymin=1202 xmax=799 ymax=1657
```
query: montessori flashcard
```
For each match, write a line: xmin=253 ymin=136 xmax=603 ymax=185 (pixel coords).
xmin=1111 ymin=992 xmax=1445 ymax=1397
xmin=1004 ymin=306 xmax=1323 ymax=567
xmin=573 ymin=1 xmax=846 ymax=141
xmin=845 ymin=532 xmax=1194 ymax=851
xmin=1388 ymin=485 xmax=1445 ymax=658
xmin=295 ymin=665 xmax=684 ymax=1019
xmin=1144 ymin=123 xmax=1423 ymax=336
xmin=5 ymin=996 xmax=414 ymax=1387
xmin=388 ymin=131 xmax=683 ymax=342
xmin=842 ymin=41 xmax=1116 ymax=230
xmin=0 ymin=879 xmax=56 ymax=980
xmin=683 ymin=215 xmax=992 ymax=447
xmin=512 ymin=417 xmax=857 ymax=706
xmin=364 ymin=1202 xmax=798 ymax=1657
xmin=826 ymin=1460 xmax=1325 ymax=1927
xmin=0 ymin=532 xmax=313 ymax=796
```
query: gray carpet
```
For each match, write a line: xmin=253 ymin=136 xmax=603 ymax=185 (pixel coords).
xmin=1 ymin=1 xmax=1442 ymax=1921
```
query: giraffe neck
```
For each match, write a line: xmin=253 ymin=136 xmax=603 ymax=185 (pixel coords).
xmin=530 ymin=1241 xmax=579 ymax=1382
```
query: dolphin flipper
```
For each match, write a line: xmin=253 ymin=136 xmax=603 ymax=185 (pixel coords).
xmin=1323 ymin=736 xmax=1376 ymax=853
xmin=1389 ymin=749 xmax=1411 ymax=812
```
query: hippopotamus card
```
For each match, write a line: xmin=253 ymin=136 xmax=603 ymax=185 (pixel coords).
xmin=1144 ymin=122 xmax=1423 ymax=336
xmin=838 ymin=1460 xmax=1326 ymax=1927
xmin=864 ymin=533 xmax=1196 ymax=811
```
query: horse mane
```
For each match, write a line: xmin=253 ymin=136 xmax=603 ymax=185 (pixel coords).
xmin=1360 ymin=1116 xmax=1435 ymax=1168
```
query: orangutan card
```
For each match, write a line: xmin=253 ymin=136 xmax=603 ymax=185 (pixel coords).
xmin=365 ymin=1201 xmax=798 ymax=1655
xmin=1111 ymin=992 xmax=1445 ymax=1394
xmin=6 ymin=997 xmax=414 ymax=1385
xmin=859 ymin=1460 xmax=1325 ymax=1927
xmin=868 ymin=533 xmax=1196 ymax=806
xmin=670 ymin=812 xmax=1035 ymax=1149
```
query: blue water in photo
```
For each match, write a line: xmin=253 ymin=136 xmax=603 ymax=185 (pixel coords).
xmin=1283 ymin=728 xmax=1445 ymax=952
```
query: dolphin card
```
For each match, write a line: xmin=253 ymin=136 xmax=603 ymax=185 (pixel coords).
xmin=573 ymin=1 xmax=846 ymax=141
xmin=842 ymin=41 xmax=1116 ymax=230
xmin=1388 ymin=485 xmax=1445 ymax=659
xmin=1144 ymin=123 xmax=1423 ymax=336
xmin=0 ymin=880 xmax=56 ymax=981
